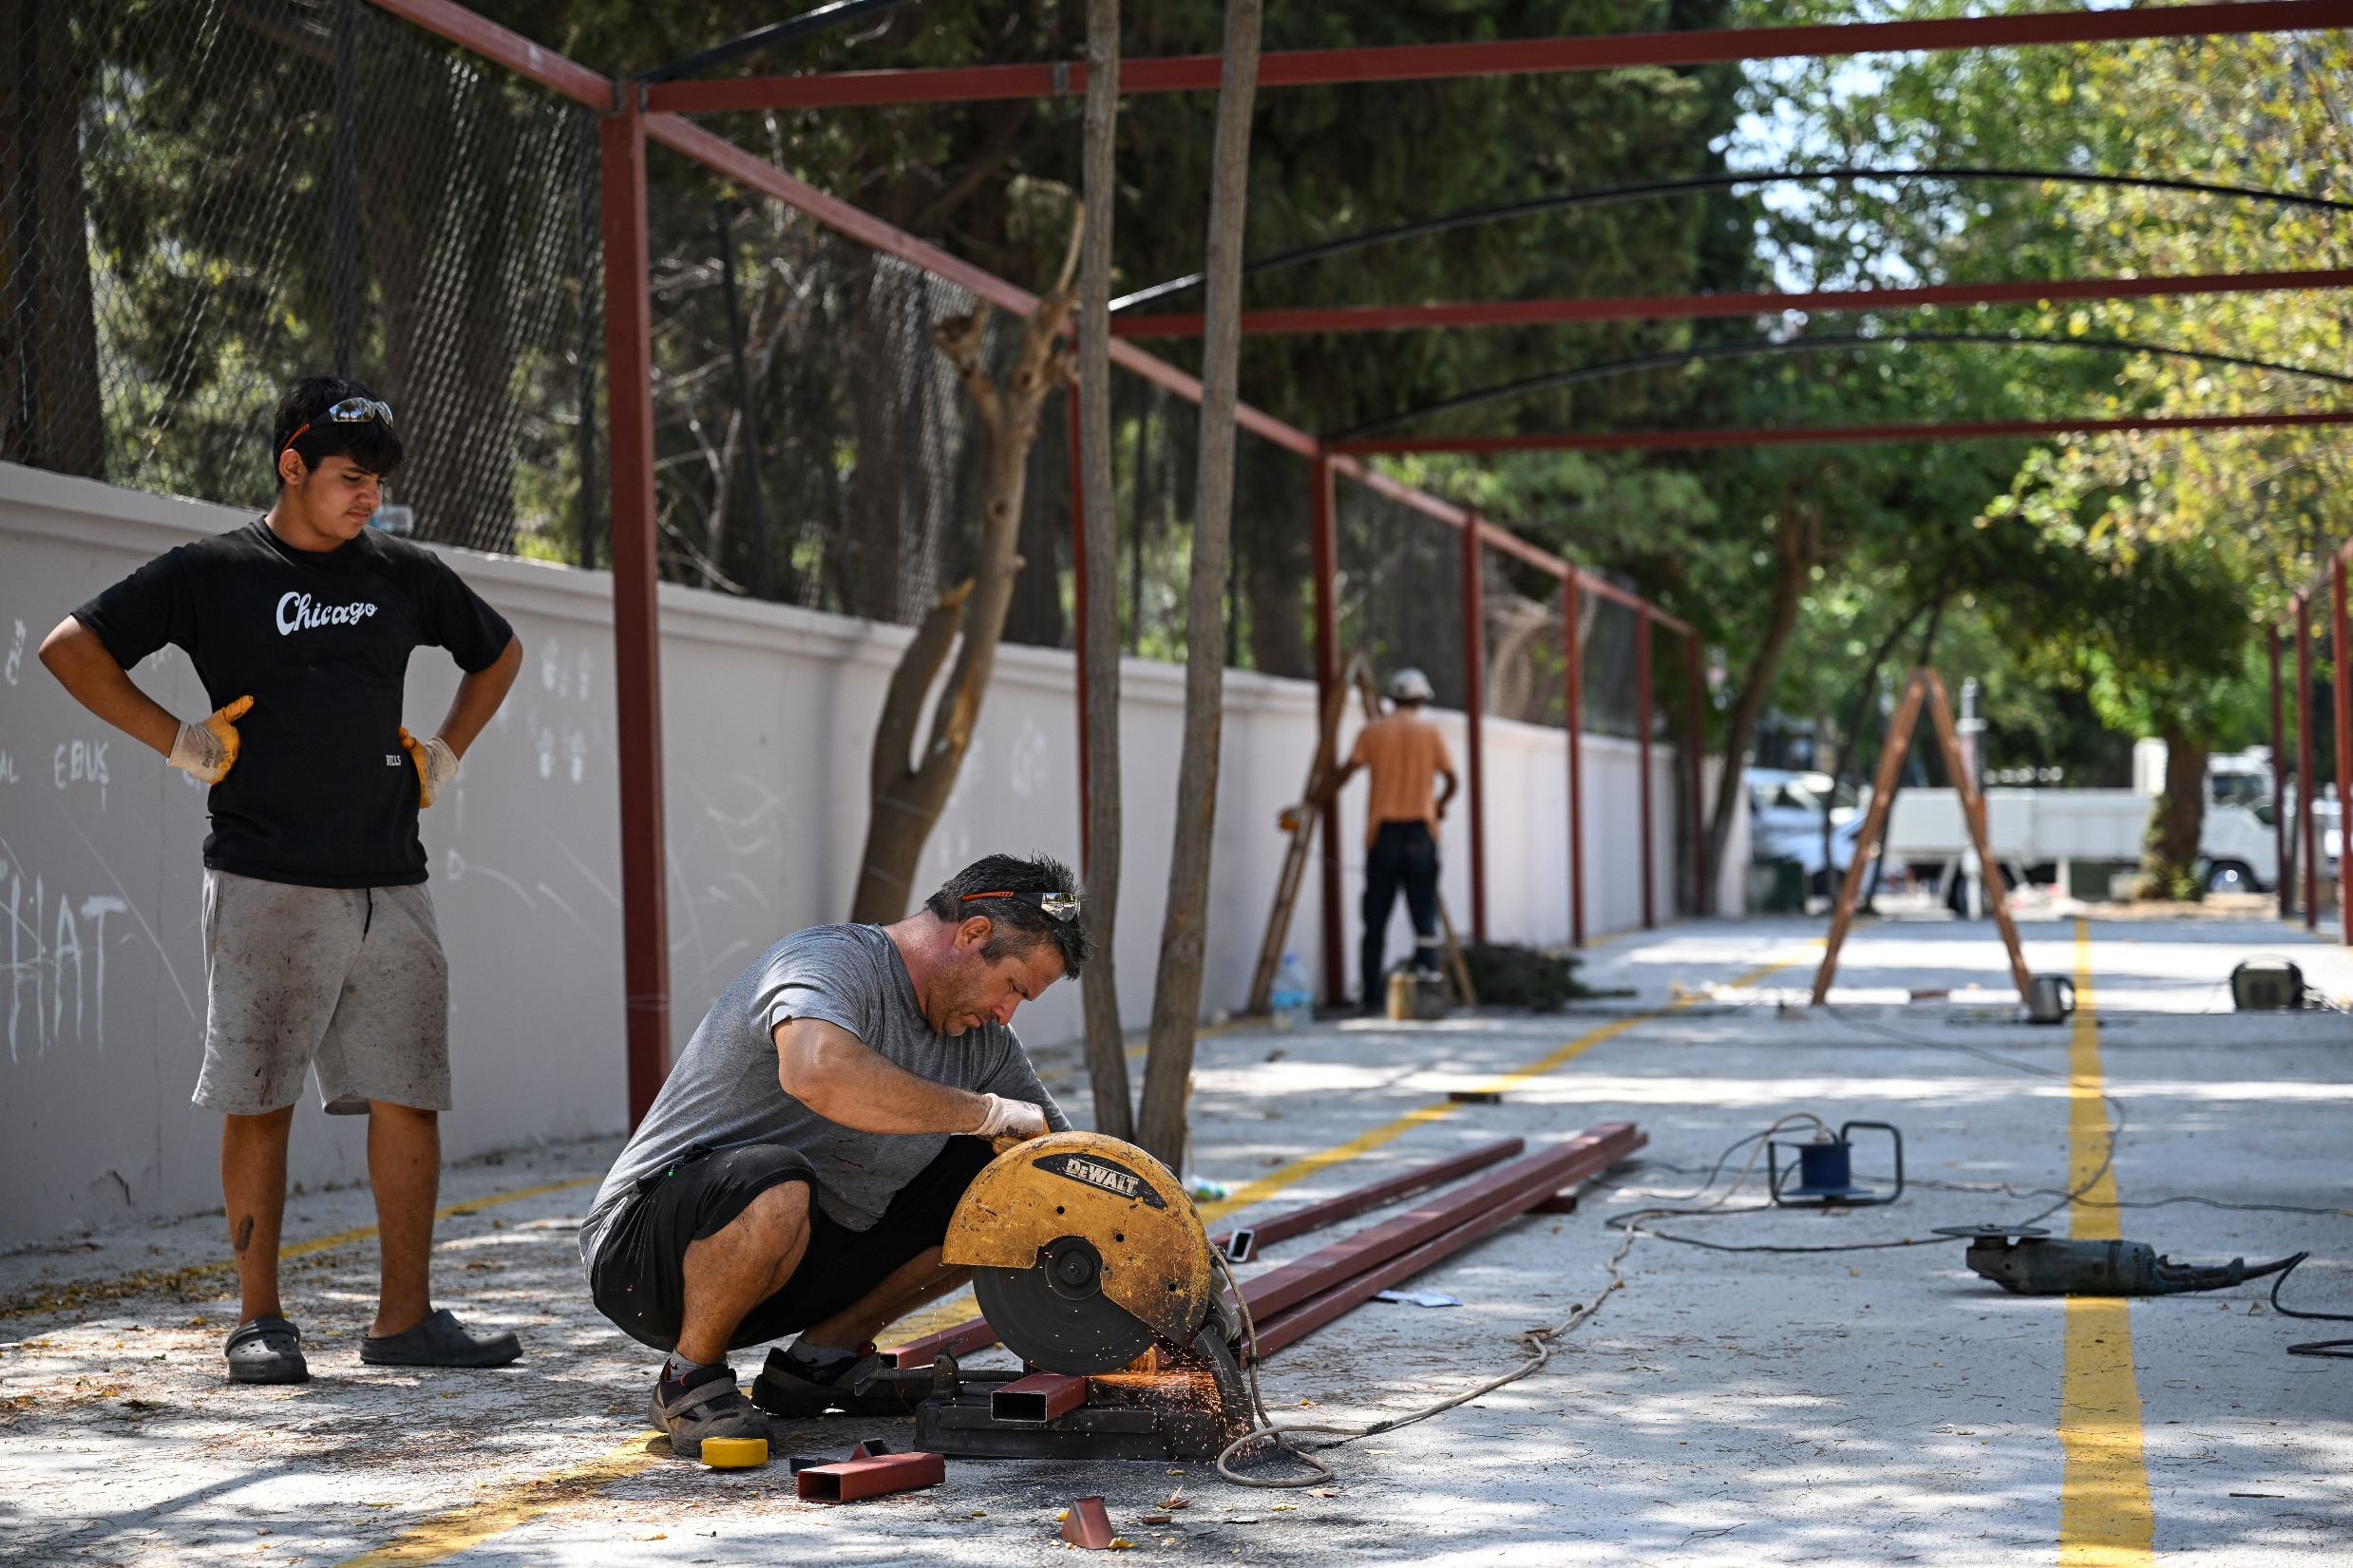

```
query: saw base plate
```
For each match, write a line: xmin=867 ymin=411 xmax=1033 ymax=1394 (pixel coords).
xmin=913 ymin=1329 xmax=1251 ymax=1463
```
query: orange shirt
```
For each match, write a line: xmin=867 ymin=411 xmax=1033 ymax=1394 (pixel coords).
xmin=1349 ymin=710 xmax=1455 ymax=845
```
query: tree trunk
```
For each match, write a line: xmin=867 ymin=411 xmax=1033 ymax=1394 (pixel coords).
xmin=1704 ymin=501 xmax=1818 ymax=885
xmin=1075 ymin=0 xmax=1132 ymax=1141
xmin=2 ymin=0 xmax=104 ymax=479
xmin=2139 ymin=727 xmax=2209 ymax=901
xmin=848 ymin=228 xmax=1083 ymax=923
xmin=1135 ymin=0 xmax=1262 ymax=1172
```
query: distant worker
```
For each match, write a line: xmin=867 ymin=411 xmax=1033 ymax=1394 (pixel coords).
xmin=1328 ymin=668 xmax=1458 ymax=1010
xmin=39 ymin=376 xmax=525 ymax=1387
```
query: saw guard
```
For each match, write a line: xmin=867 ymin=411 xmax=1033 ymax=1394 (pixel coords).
xmin=943 ymin=1132 xmax=1214 ymax=1348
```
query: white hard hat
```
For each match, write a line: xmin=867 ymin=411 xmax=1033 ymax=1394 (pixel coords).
xmin=1387 ymin=668 xmax=1435 ymax=704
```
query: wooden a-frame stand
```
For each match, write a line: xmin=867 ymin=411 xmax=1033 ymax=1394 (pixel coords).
xmin=1810 ymin=667 xmax=2033 ymax=1005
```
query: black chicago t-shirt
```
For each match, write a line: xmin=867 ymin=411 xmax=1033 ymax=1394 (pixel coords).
xmin=74 ymin=518 xmax=515 ymax=889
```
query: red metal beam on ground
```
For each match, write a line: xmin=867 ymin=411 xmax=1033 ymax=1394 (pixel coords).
xmin=600 ymin=104 xmax=672 ymax=1127
xmin=1111 ymin=268 xmax=2353 ymax=339
xmin=1338 ymin=410 xmax=2353 ymax=456
xmin=367 ymin=0 xmax=613 ymax=106
xmin=1244 ymin=1124 xmax=1647 ymax=1356
xmin=1462 ymin=521 xmax=1490 ymax=942
xmin=646 ymin=2 xmax=2352 ymax=113
xmin=1209 ymin=1137 xmax=1526 ymax=1256
xmin=1564 ymin=577 xmax=1586 ymax=947
xmin=1233 ymin=1124 xmax=1644 ymax=1325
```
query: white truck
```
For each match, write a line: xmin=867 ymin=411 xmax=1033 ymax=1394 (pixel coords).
xmin=1879 ymin=745 xmax=2331 ymax=897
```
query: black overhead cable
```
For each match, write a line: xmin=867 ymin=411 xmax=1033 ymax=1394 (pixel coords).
xmin=1331 ymin=331 xmax=2353 ymax=442
xmin=1112 ymin=166 xmax=2353 ymax=313
xmin=637 ymin=0 xmax=920 ymax=85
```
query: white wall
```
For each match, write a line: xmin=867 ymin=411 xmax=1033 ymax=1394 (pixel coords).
xmin=0 ymin=464 xmax=1690 ymax=1246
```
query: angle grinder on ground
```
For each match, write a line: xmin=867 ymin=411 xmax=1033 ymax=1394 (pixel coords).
xmin=913 ymin=1131 xmax=1254 ymax=1461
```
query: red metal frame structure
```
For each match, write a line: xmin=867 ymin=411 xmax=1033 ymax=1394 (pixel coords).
xmin=2338 ymin=559 xmax=2352 ymax=942
xmin=2275 ymin=540 xmax=2353 ymax=942
xmin=1338 ymin=412 xmax=2353 ymax=456
xmin=2270 ymin=626 xmax=2289 ymax=921
xmin=364 ymin=0 xmax=2353 ymax=1104
xmin=642 ymin=2 xmax=2351 ymax=112
xmin=1110 ymin=269 xmax=2353 ymax=339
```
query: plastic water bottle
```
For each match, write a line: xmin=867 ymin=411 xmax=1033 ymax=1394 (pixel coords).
xmin=1271 ymin=953 xmax=1313 ymax=1030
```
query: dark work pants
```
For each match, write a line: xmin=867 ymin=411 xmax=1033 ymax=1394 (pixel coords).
xmin=1361 ymin=820 xmax=1440 ymax=1005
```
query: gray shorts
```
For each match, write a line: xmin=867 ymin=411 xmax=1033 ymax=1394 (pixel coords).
xmin=195 ymin=869 xmax=451 ymax=1116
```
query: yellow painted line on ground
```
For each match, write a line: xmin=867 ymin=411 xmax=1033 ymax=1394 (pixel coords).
xmin=2058 ymin=917 xmax=2155 ymax=1567
xmin=1196 ymin=951 xmax=1807 ymax=1225
xmin=330 ymin=1431 xmax=668 ymax=1567
xmin=1 ymin=1175 xmax=601 ymax=1321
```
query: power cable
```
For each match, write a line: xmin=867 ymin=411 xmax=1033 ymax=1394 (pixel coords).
xmin=2268 ymin=1253 xmax=2353 ymax=1358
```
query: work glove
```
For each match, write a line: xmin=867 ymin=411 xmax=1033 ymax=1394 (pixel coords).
xmin=398 ymin=727 xmax=459 ymax=808
xmin=974 ymin=1093 xmax=1048 ymax=1149
xmin=166 ymin=695 xmax=254 ymax=784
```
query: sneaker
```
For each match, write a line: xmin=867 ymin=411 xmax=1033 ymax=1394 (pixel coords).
xmin=224 ymin=1315 xmax=309 ymax=1385
xmin=650 ymin=1364 xmax=771 ymax=1460
xmin=360 ymin=1308 xmax=522 ymax=1368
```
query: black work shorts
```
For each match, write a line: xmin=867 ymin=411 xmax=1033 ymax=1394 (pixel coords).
xmin=588 ymin=1136 xmax=997 ymax=1353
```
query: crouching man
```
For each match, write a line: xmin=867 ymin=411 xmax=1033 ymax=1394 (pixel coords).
xmin=579 ymin=853 xmax=1089 ymax=1456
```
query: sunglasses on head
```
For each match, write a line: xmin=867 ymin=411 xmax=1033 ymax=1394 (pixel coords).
xmin=960 ymin=889 xmax=1082 ymax=922
xmin=281 ymin=396 xmax=396 ymax=455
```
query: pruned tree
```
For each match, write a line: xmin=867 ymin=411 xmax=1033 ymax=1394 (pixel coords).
xmin=1134 ymin=0 xmax=1263 ymax=1171
xmin=848 ymin=217 xmax=1084 ymax=923
xmin=1074 ymin=0 xmax=1134 ymax=1140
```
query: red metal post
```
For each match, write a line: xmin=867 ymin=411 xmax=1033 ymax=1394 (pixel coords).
xmin=1685 ymin=630 xmax=1707 ymax=917
xmin=2336 ymin=557 xmax=2351 ymax=942
xmin=1460 ymin=518 xmax=1490 ymax=941
xmin=1637 ymin=611 xmax=1655 ymax=929
xmin=1564 ymin=576 xmax=1585 ymax=946
xmin=2300 ymin=597 xmax=2317 ymax=930
xmin=1310 ymin=451 xmax=1346 ymax=1004
xmin=1068 ymin=387 xmax=1091 ymax=871
xmin=600 ymin=98 xmax=670 ymax=1127
xmin=2270 ymin=625 xmax=2288 ymax=920
xmin=1111 ymin=268 xmax=2353 ymax=339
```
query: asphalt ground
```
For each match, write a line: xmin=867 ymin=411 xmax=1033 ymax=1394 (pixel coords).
xmin=3 ymin=914 xmax=2349 ymax=1566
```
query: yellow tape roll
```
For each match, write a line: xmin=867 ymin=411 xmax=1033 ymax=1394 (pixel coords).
xmin=699 ymin=1436 xmax=769 ymax=1469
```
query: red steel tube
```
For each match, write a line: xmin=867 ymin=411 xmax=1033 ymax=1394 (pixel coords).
xmin=1311 ymin=451 xmax=1348 ymax=1006
xmin=600 ymin=101 xmax=672 ymax=1128
xmin=992 ymin=1371 xmax=1090 ymax=1422
xmin=1461 ymin=520 xmax=1490 ymax=941
xmin=1564 ymin=577 xmax=1586 ymax=947
xmin=644 ymin=3 xmax=2353 ymax=112
xmin=1237 ymin=1124 xmax=1646 ymax=1348
xmin=1210 ymin=1136 xmax=1525 ymax=1256
xmin=796 ymin=1451 xmax=946 ymax=1502
xmin=367 ymin=0 xmax=613 ymax=106
xmin=2271 ymin=626 xmax=2289 ymax=920
xmin=2300 ymin=597 xmax=2318 ymax=929
xmin=2337 ymin=557 xmax=2351 ymax=941
xmin=1685 ymin=629 xmax=1707 ymax=917
xmin=1248 ymin=1125 xmax=1648 ymax=1356
xmin=1111 ymin=268 xmax=2353 ymax=339
xmin=1637 ymin=614 xmax=1656 ymax=930
xmin=1338 ymin=410 xmax=2353 ymax=457
xmin=881 ymin=1313 xmax=1003 ymax=1370
xmin=1233 ymin=1124 xmax=1644 ymax=1325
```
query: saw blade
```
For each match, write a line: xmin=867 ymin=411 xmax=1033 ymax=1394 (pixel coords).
xmin=974 ymin=1234 xmax=1157 ymax=1374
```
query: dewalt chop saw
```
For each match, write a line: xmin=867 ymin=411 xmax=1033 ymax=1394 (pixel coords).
xmin=914 ymin=1131 xmax=1254 ymax=1461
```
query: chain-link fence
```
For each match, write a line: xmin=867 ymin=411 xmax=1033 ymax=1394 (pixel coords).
xmin=4 ymin=0 xmax=600 ymax=555
xmin=1336 ymin=476 xmax=1466 ymax=708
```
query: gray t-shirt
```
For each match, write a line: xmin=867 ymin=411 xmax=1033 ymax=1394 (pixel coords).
xmin=579 ymin=922 xmax=1069 ymax=1272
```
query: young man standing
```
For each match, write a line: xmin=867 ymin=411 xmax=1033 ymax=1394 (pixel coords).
xmin=579 ymin=853 xmax=1087 ymax=1457
xmin=1327 ymin=668 xmax=1459 ymax=1009
xmin=40 ymin=376 xmax=526 ymax=1385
